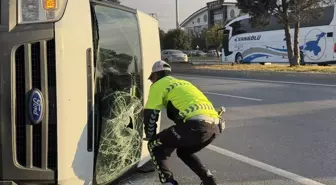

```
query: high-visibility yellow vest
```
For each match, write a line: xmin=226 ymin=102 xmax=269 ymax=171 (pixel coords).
xmin=145 ymin=76 xmax=219 ymax=122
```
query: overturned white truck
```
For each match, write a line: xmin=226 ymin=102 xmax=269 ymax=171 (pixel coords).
xmin=0 ymin=0 xmax=161 ymax=184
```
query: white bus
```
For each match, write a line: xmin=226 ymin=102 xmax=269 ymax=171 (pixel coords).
xmin=0 ymin=0 xmax=161 ymax=185
xmin=221 ymin=5 xmax=336 ymax=65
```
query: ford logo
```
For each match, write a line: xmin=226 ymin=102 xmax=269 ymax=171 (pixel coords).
xmin=28 ymin=88 xmax=44 ymax=125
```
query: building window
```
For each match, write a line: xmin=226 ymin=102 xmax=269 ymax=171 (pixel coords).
xmin=230 ymin=9 xmax=235 ymax=18
xmin=197 ymin=17 xmax=201 ymax=23
xmin=194 ymin=26 xmax=201 ymax=34
xmin=204 ymin=14 xmax=208 ymax=22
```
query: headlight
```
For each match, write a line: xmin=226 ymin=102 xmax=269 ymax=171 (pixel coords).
xmin=18 ymin=0 xmax=68 ymax=24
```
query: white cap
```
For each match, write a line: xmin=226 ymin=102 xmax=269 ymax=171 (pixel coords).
xmin=151 ymin=60 xmax=171 ymax=73
xmin=149 ymin=60 xmax=171 ymax=79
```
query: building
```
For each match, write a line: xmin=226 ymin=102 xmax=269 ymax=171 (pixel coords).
xmin=180 ymin=0 xmax=241 ymax=35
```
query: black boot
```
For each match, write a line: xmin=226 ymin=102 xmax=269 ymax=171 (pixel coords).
xmin=200 ymin=176 xmax=217 ymax=185
xmin=200 ymin=170 xmax=217 ymax=185
xmin=163 ymin=179 xmax=178 ymax=185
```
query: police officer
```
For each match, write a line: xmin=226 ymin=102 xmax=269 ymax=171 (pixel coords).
xmin=143 ymin=60 xmax=223 ymax=185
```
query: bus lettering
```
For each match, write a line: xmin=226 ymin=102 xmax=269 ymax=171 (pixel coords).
xmin=236 ymin=35 xmax=261 ymax=42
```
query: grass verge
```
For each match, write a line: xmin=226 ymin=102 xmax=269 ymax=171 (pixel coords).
xmin=173 ymin=63 xmax=336 ymax=74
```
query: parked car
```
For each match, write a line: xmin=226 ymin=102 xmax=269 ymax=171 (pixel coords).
xmin=181 ymin=50 xmax=189 ymax=55
xmin=196 ymin=50 xmax=206 ymax=56
xmin=186 ymin=50 xmax=206 ymax=57
xmin=207 ymin=50 xmax=222 ymax=57
xmin=161 ymin=49 xmax=188 ymax=62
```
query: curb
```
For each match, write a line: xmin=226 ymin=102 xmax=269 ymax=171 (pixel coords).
xmin=190 ymin=61 xmax=222 ymax=65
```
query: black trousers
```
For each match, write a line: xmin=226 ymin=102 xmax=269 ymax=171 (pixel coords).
xmin=148 ymin=119 xmax=220 ymax=184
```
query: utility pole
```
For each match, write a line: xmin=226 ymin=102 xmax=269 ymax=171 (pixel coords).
xmin=176 ymin=0 xmax=179 ymax=29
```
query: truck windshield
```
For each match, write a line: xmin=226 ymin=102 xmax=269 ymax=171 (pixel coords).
xmin=90 ymin=4 xmax=144 ymax=185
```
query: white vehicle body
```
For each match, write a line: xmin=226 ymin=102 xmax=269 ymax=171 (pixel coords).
xmin=207 ymin=50 xmax=222 ymax=57
xmin=0 ymin=0 xmax=161 ymax=185
xmin=161 ymin=49 xmax=189 ymax=62
xmin=221 ymin=5 xmax=336 ymax=65
xmin=189 ymin=50 xmax=206 ymax=57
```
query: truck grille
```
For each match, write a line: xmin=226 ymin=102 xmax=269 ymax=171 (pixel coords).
xmin=14 ymin=39 xmax=57 ymax=170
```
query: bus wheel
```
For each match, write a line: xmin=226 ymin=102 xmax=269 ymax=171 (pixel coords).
xmin=235 ymin=53 xmax=243 ymax=64
xmin=300 ymin=52 xmax=305 ymax=66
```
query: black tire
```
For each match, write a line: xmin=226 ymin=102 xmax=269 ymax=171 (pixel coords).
xmin=235 ymin=53 xmax=243 ymax=64
xmin=318 ymin=63 xmax=330 ymax=66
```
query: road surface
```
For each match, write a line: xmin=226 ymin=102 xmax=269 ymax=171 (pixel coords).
xmin=119 ymin=74 xmax=336 ymax=185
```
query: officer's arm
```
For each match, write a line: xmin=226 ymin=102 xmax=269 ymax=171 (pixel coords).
xmin=143 ymin=84 xmax=164 ymax=139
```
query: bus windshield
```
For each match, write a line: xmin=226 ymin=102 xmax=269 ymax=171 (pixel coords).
xmin=222 ymin=29 xmax=232 ymax=56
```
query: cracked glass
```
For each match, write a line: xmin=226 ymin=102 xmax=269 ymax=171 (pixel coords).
xmin=92 ymin=5 xmax=144 ymax=185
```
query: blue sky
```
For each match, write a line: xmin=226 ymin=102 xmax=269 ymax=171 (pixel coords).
xmin=121 ymin=0 xmax=209 ymax=31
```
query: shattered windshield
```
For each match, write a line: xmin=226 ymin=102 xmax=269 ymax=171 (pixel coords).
xmin=92 ymin=5 xmax=144 ymax=185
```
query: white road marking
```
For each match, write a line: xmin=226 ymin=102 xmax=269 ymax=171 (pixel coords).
xmin=207 ymin=145 xmax=326 ymax=185
xmin=176 ymin=74 xmax=336 ymax=87
xmin=204 ymin=91 xmax=263 ymax=101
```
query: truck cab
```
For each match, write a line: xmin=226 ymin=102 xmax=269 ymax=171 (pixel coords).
xmin=0 ymin=0 xmax=161 ymax=184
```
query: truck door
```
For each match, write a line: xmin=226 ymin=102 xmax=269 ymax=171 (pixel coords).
xmin=90 ymin=2 xmax=146 ymax=185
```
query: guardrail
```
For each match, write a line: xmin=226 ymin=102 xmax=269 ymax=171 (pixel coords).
xmin=188 ymin=57 xmax=221 ymax=62
xmin=170 ymin=57 xmax=223 ymax=65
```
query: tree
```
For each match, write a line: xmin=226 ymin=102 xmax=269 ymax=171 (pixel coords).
xmin=159 ymin=28 xmax=165 ymax=49
xmin=163 ymin=29 xmax=191 ymax=50
xmin=190 ymin=29 xmax=207 ymax=51
xmin=205 ymin=24 xmax=223 ymax=58
xmin=237 ymin=0 xmax=333 ymax=66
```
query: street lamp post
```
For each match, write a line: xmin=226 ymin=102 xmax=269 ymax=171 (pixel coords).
xmin=176 ymin=0 xmax=179 ymax=29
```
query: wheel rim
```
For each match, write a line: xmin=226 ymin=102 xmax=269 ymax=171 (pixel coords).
xmin=236 ymin=55 xmax=243 ymax=63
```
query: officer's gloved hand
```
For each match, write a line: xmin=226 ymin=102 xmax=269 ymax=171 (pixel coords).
xmin=143 ymin=137 xmax=151 ymax=141
xmin=217 ymin=106 xmax=226 ymax=117
xmin=216 ymin=106 xmax=226 ymax=133
xmin=144 ymin=131 xmax=156 ymax=141
xmin=143 ymin=120 xmax=157 ymax=141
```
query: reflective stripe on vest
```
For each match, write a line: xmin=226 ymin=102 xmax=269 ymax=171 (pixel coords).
xmin=165 ymin=81 xmax=190 ymax=93
xmin=179 ymin=103 xmax=216 ymax=118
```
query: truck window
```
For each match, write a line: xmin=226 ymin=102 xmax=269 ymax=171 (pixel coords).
xmin=91 ymin=4 xmax=144 ymax=185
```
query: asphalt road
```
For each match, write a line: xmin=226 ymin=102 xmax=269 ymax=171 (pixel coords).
xmin=120 ymin=74 xmax=336 ymax=185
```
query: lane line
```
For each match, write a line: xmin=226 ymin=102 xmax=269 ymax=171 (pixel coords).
xmin=176 ymin=74 xmax=336 ymax=87
xmin=204 ymin=91 xmax=263 ymax=102
xmin=207 ymin=145 xmax=325 ymax=185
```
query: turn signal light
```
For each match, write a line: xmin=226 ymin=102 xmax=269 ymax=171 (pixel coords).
xmin=44 ymin=0 xmax=57 ymax=10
